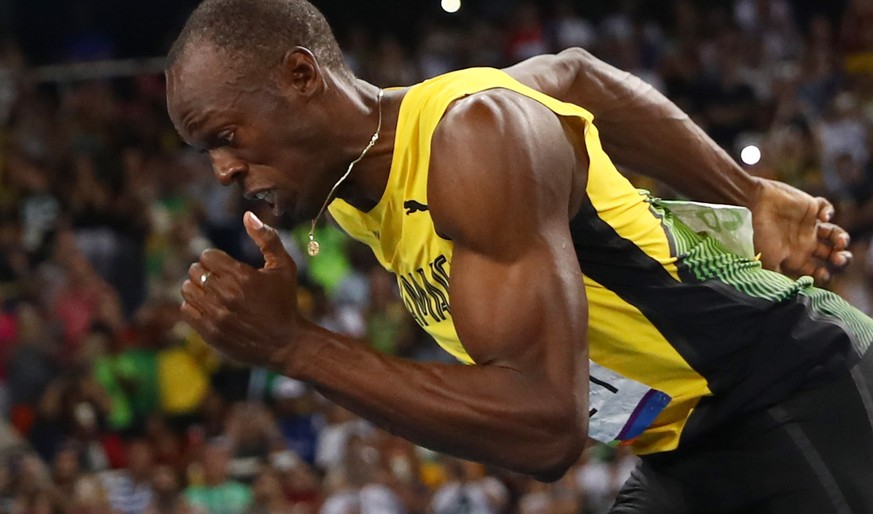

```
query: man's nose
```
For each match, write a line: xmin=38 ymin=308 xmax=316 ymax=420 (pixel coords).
xmin=210 ymin=150 xmax=247 ymax=186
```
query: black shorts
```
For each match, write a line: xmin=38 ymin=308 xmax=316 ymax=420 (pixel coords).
xmin=610 ymin=349 xmax=873 ymax=514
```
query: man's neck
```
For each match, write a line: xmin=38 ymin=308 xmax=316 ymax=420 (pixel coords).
xmin=333 ymin=82 xmax=407 ymax=213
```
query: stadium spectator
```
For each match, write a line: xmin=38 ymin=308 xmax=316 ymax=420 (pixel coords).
xmin=0 ymin=1 xmax=870 ymax=512
xmin=184 ymin=438 xmax=253 ymax=514
xmin=99 ymin=438 xmax=156 ymax=514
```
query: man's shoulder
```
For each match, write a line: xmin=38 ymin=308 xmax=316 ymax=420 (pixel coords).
xmin=404 ymin=68 xmax=524 ymax=119
xmin=414 ymin=67 xmax=507 ymax=90
xmin=427 ymin=84 xmax=579 ymax=249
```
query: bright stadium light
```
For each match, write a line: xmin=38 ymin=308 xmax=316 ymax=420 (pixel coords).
xmin=740 ymin=145 xmax=761 ymax=166
xmin=441 ymin=0 xmax=461 ymax=13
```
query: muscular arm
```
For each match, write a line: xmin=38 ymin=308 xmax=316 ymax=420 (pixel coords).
xmin=504 ymin=47 xmax=757 ymax=205
xmin=504 ymin=48 xmax=851 ymax=281
xmin=287 ymin=92 xmax=589 ymax=480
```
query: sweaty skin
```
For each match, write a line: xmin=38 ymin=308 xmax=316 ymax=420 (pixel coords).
xmin=171 ymin=44 xmax=587 ymax=481
xmin=504 ymin=48 xmax=852 ymax=283
xmin=169 ymin=43 xmax=852 ymax=482
xmin=303 ymin=87 xmax=596 ymax=472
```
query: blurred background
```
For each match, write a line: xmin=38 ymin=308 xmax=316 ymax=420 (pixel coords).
xmin=0 ymin=0 xmax=872 ymax=512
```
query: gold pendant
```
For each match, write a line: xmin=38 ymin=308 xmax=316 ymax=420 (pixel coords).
xmin=307 ymin=240 xmax=320 ymax=256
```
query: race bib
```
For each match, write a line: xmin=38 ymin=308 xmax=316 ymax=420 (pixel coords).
xmin=588 ymin=361 xmax=671 ymax=444
xmin=657 ymin=200 xmax=755 ymax=259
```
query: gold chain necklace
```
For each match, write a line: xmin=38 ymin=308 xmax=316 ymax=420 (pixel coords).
xmin=307 ymin=88 xmax=384 ymax=256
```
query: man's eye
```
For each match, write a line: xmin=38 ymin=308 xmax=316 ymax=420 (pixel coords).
xmin=217 ymin=130 xmax=235 ymax=145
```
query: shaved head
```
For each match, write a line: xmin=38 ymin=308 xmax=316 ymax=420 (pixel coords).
xmin=168 ymin=0 xmax=349 ymax=77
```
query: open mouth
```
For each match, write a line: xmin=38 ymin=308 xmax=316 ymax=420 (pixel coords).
xmin=245 ymin=189 xmax=284 ymax=217
xmin=253 ymin=189 xmax=276 ymax=204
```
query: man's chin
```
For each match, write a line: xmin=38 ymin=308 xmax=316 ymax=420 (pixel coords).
xmin=274 ymin=210 xmax=305 ymax=229
xmin=245 ymin=203 xmax=307 ymax=230
xmin=278 ymin=202 xmax=319 ymax=229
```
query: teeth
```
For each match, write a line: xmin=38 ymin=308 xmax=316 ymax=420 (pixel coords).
xmin=255 ymin=190 xmax=274 ymax=203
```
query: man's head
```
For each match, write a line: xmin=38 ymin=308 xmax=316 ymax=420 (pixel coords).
xmin=167 ymin=0 xmax=347 ymax=78
xmin=166 ymin=0 xmax=357 ymax=221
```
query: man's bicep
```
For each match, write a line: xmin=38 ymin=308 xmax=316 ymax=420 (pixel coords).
xmin=448 ymin=237 xmax=588 ymax=381
xmin=426 ymin=89 xmax=589 ymax=383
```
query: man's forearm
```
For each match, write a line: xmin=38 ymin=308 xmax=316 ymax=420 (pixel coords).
xmin=506 ymin=50 xmax=857 ymax=282
xmin=507 ymin=48 xmax=762 ymax=206
xmin=575 ymin=50 xmax=761 ymax=205
xmin=286 ymin=324 xmax=586 ymax=481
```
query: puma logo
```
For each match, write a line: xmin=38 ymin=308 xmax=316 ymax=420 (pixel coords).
xmin=404 ymin=200 xmax=429 ymax=215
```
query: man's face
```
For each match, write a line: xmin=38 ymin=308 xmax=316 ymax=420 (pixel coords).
xmin=166 ymin=43 xmax=337 ymax=222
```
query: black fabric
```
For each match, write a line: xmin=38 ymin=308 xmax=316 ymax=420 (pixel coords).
xmin=569 ymin=198 xmax=855 ymax=445
xmin=610 ymin=348 xmax=873 ymax=513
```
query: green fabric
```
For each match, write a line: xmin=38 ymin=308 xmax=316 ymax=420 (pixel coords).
xmin=121 ymin=349 xmax=160 ymax=418
xmin=184 ymin=482 xmax=252 ymax=514
xmin=799 ymin=287 xmax=873 ymax=355
xmin=92 ymin=350 xmax=160 ymax=429
xmin=653 ymin=199 xmax=873 ymax=355
xmin=293 ymin=223 xmax=351 ymax=294
xmin=92 ymin=356 xmax=134 ymax=430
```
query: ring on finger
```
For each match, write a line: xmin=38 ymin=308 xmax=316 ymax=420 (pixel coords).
xmin=200 ymin=271 xmax=212 ymax=287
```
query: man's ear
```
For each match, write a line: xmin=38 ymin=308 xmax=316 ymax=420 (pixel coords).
xmin=280 ymin=46 xmax=325 ymax=100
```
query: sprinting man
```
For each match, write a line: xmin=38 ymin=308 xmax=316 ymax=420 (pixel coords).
xmin=166 ymin=1 xmax=871 ymax=511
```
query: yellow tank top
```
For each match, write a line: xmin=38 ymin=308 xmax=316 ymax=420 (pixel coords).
xmin=328 ymin=68 xmax=870 ymax=455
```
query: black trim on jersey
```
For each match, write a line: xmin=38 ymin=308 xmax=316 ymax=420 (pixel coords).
xmin=569 ymin=196 xmax=855 ymax=445
xmin=646 ymin=201 xmax=697 ymax=284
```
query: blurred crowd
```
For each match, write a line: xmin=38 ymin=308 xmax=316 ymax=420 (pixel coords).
xmin=0 ymin=0 xmax=872 ymax=512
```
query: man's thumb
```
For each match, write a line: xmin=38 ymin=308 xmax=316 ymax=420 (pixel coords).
xmin=244 ymin=211 xmax=292 ymax=269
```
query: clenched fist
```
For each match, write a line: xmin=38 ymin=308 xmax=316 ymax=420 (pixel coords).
xmin=180 ymin=211 xmax=304 ymax=370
